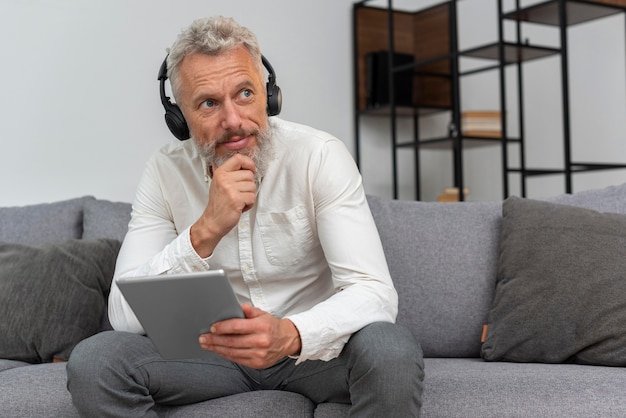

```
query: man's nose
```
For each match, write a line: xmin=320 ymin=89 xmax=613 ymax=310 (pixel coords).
xmin=220 ymin=100 xmax=242 ymax=130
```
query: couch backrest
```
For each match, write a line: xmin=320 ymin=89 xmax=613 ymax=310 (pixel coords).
xmin=0 ymin=196 xmax=96 ymax=246
xmin=367 ymin=182 xmax=626 ymax=358
xmin=367 ymin=195 xmax=502 ymax=358
xmin=0 ymin=196 xmax=133 ymax=246
xmin=82 ymin=199 xmax=132 ymax=242
xmin=4 ymin=184 xmax=626 ymax=358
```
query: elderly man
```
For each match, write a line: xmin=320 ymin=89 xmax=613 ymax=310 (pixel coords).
xmin=67 ymin=15 xmax=424 ymax=417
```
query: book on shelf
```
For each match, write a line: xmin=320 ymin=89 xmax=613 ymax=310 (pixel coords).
xmin=437 ymin=187 xmax=469 ymax=202
xmin=461 ymin=111 xmax=501 ymax=138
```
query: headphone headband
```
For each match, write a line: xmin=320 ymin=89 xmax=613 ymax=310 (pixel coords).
xmin=158 ymin=54 xmax=282 ymax=141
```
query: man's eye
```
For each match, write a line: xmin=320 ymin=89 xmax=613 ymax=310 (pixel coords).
xmin=202 ymin=100 xmax=215 ymax=108
xmin=241 ymin=89 xmax=252 ymax=99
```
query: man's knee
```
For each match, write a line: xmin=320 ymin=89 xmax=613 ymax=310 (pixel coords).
xmin=346 ymin=322 xmax=424 ymax=376
xmin=67 ymin=331 xmax=154 ymax=388
xmin=350 ymin=322 xmax=422 ymax=356
xmin=344 ymin=322 xmax=424 ymax=414
xmin=68 ymin=331 xmax=113 ymax=380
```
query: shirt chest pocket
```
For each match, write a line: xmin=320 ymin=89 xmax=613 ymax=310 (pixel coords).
xmin=257 ymin=205 xmax=314 ymax=267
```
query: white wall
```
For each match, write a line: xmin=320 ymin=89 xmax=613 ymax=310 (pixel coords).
xmin=0 ymin=0 xmax=357 ymax=206
xmin=2 ymin=0 xmax=626 ymax=206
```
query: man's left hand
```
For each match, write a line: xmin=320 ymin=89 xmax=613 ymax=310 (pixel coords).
xmin=198 ymin=304 xmax=301 ymax=369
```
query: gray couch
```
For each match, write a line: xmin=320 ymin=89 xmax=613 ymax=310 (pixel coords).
xmin=2 ymin=184 xmax=626 ymax=417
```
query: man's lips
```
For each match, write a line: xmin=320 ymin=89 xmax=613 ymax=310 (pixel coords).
xmin=219 ymin=135 xmax=252 ymax=151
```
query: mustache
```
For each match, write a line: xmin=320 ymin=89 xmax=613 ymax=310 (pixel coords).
xmin=215 ymin=128 xmax=259 ymax=145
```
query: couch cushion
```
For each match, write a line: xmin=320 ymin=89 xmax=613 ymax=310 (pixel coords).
xmin=422 ymin=358 xmax=626 ymax=417
xmin=482 ymin=196 xmax=626 ymax=365
xmin=313 ymin=402 xmax=349 ymax=417
xmin=367 ymin=196 xmax=502 ymax=358
xmin=0 ymin=359 xmax=30 ymax=372
xmin=0 ymin=362 xmax=80 ymax=418
xmin=0 ymin=364 xmax=315 ymax=418
xmin=153 ymin=390 xmax=316 ymax=417
xmin=0 ymin=239 xmax=121 ymax=363
xmin=82 ymin=199 xmax=132 ymax=242
xmin=0 ymin=196 xmax=94 ymax=246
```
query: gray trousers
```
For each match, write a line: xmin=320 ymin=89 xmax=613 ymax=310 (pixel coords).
xmin=67 ymin=322 xmax=424 ymax=417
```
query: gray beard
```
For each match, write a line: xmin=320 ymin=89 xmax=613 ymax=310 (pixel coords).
xmin=197 ymin=124 xmax=274 ymax=189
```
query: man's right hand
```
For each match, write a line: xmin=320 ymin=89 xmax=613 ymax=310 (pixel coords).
xmin=190 ymin=153 xmax=257 ymax=258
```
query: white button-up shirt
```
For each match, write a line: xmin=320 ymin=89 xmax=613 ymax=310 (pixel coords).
xmin=108 ymin=117 xmax=397 ymax=363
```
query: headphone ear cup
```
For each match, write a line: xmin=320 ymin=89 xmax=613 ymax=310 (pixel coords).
xmin=159 ymin=57 xmax=190 ymax=141
xmin=262 ymin=55 xmax=282 ymax=117
xmin=266 ymin=83 xmax=282 ymax=116
xmin=164 ymin=102 xmax=190 ymax=141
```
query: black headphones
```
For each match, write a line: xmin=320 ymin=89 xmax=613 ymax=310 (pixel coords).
xmin=158 ymin=54 xmax=282 ymax=141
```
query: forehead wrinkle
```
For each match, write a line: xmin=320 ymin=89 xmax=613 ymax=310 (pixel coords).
xmin=177 ymin=48 xmax=265 ymax=110
xmin=187 ymin=69 xmax=258 ymax=106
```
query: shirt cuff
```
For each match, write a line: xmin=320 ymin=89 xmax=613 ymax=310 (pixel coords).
xmin=167 ymin=227 xmax=211 ymax=274
xmin=286 ymin=312 xmax=349 ymax=364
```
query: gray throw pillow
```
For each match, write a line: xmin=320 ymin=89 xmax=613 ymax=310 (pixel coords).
xmin=481 ymin=196 xmax=626 ymax=365
xmin=0 ymin=239 xmax=121 ymax=363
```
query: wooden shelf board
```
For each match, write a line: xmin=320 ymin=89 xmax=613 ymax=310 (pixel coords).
xmin=507 ymin=163 xmax=626 ymax=175
xmin=571 ymin=162 xmax=626 ymax=171
xmin=504 ymin=0 xmax=626 ymax=27
xmin=508 ymin=168 xmax=567 ymax=175
xmin=359 ymin=104 xmax=451 ymax=117
xmin=462 ymin=42 xmax=561 ymax=63
xmin=395 ymin=136 xmax=519 ymax=151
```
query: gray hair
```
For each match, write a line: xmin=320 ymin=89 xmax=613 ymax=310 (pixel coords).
xmin=166 ymin=16 xmax=263 ymax=102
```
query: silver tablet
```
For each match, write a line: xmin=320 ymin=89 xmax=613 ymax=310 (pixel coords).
xmin=116 ymin=270 xmax=244 ymax=360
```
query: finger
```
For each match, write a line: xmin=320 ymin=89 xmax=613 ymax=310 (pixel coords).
xmin=210 ymin=316 xmax=254 ymax=335
xmin=234 ymin=153 xmax=257 ymax=173
xmin=209 ymin=305 xmax=269 ymax=336
xmin=203 ymin=344 xmax=264 ymax=367
xmin=199 ymin=332 xmax=275 ymax=367
xmin=210 ymin=168 xmax=257 ymax=208
xmin=218 ymin=154 xmax=257 ymax=174
xmin=199 ymin=332 xmax=256 ymax=349
xmin=228 ymin=169 xmax=257 ymax=187
xmin=242 ymin=303 xmax=266 ymax=319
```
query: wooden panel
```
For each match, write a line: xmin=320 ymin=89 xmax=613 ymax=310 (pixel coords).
xmin=588 ymin=0 xmax=626 ymax=7
xmin=412 ymin=3 xmax=451 ymax=108
xmin=414 ymin=75 xmax=451 ymax=108
xmin=355 ymin=7 xmax=415 ymax=110
xmin=413 ymin=3 xmax=451 ymax=74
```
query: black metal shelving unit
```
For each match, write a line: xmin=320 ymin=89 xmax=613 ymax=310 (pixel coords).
xmin=473 ymin=0 xmax=626 ymax=197
xmin=353 ymin=0 xmax=626 ymax=200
